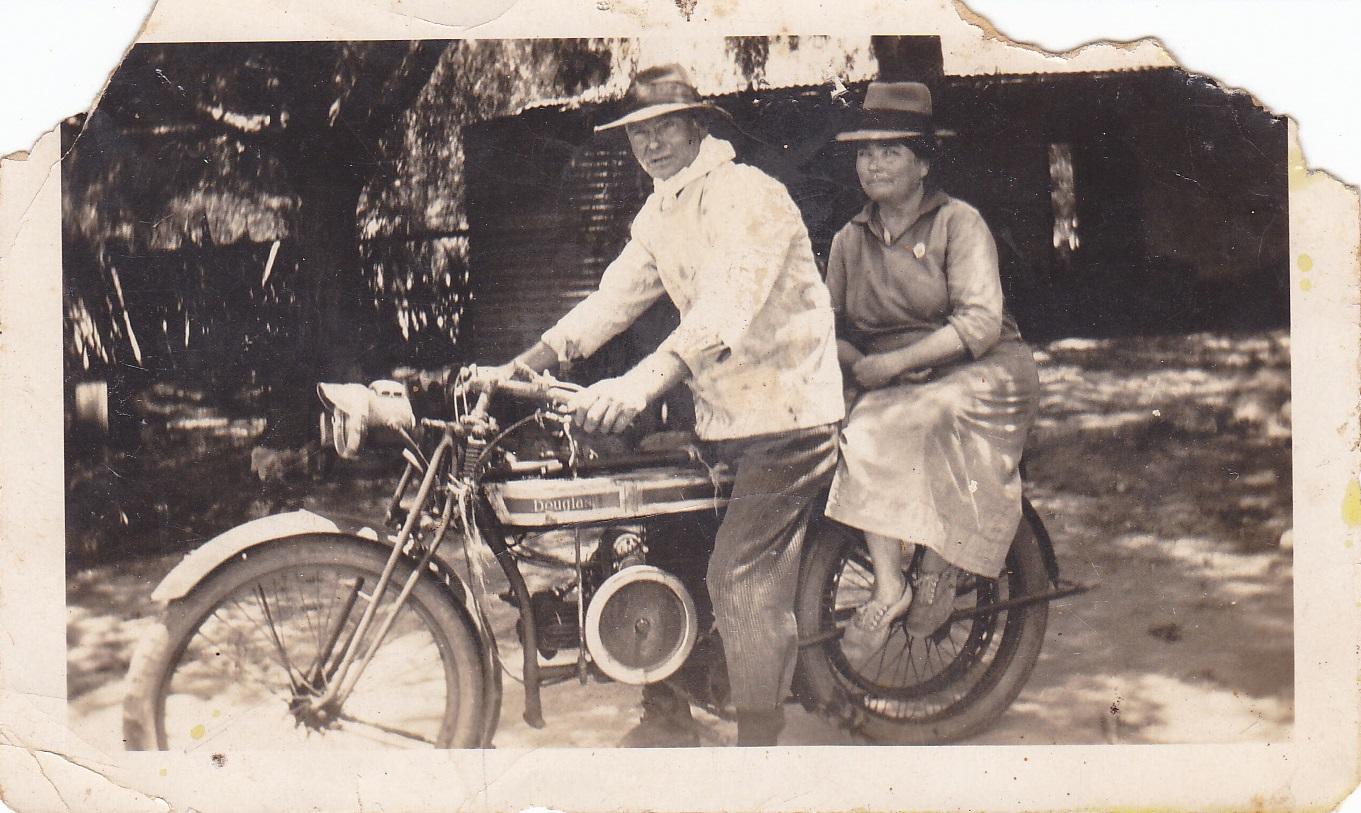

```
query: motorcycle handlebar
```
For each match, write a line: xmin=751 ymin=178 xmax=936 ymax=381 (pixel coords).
xmin=465 ymin=375 xmax=580 ymax=409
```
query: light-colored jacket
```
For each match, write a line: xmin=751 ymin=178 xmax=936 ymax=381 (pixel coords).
xmin=541 ymin=136 xmax=844 ymax=440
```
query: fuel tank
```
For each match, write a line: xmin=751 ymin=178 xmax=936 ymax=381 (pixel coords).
xmin=484 ymin=465 xmax=734 ymax=527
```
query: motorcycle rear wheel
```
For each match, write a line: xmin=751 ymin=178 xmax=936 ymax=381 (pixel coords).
xmin=124 ymin=536 xmax=484 ymax=750
xmin=795 ymin=513 xmax=1049 ymax=744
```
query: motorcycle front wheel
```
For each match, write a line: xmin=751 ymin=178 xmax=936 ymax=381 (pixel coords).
xmin=124 ymin=535 xmax=485 ymax=750
xmin=795 ymin=512 xmax=1049 ymax=744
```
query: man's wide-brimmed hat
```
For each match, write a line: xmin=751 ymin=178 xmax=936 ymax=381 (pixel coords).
xmin=836 ymin=81 xmax=954 ymax=142
xmin=596 ymin=64 xmax=733 ymax=132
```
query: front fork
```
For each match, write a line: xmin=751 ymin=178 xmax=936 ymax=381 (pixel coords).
xmin=302 ymin=435 xmax=456 ymax=717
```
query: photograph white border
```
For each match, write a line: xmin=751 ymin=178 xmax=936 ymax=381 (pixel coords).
xmin=2 ymin=2 xmax=1358 ymax=811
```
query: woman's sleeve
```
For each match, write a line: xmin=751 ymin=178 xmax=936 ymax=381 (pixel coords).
xmin=943 ymin=204 xmax=1005 ymax=358
xmin=825 ymin=231 xmax=849 ymax=336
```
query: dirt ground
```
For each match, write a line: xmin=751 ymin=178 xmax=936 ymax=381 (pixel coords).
xmin=65 ymin=330 xmax=1292 ymax=751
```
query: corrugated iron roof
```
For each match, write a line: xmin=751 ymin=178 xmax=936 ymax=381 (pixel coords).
xmin=516 ymin=36 xmax=880 ymax=116
xmin=949 ymin=65 xmax=1180 ymax=82
xmin=514 ymin=65 xmax=1184 ymax=119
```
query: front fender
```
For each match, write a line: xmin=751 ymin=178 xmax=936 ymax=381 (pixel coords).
xmin=148 ymin=508 xmax=503 ymax=746
xmin=150 ymin=510 xmax=393 ymax=602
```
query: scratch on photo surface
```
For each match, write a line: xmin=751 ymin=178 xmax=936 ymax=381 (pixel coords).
xmin=1 ymin=729 xmax=173 ymax=812
xmin=0 ymin=151 xmax=61 ymax=262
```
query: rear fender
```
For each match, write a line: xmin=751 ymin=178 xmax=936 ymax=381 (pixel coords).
xmin=1020 ymin=497 xmax=1062 ymax=586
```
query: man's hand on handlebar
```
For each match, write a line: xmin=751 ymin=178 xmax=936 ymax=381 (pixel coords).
xmin=565 ymin=351 xmax=688 ymax=435
xmin=566 ymin=376 xmax=652 ymax=434
xmin=462 ymin=340 xmax=563 ymax=393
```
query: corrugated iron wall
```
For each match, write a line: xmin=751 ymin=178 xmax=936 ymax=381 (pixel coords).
xmin=462 ymin=87 xmax=863 ymax=370
xmin=464 ymin=110 xmax=648 ymax=365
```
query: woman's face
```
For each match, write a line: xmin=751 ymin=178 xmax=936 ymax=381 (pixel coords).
xmin=855 ymin=141 xmax=929 ymax=205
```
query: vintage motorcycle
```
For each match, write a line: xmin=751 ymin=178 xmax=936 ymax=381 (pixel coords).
xmin=123 ymin=367 xmax=1089 ymax=750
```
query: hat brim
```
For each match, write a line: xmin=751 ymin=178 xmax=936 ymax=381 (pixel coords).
xmin=835 ymin=128 xmax=957 ymax=142
xmin=595 ymin=102 xmax=732 ymax=132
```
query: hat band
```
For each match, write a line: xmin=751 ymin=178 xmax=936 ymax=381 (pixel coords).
xmin=629 ymin=80 xmax=703 ymax=108
xmin=857 ymin=109 xmax=936 ymax=135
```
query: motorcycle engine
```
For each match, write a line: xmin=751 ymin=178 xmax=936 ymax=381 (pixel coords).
xmin=516 ymin=526 xmax=700 ymax=684
xmin=519 ymin=528 xmax=647 ymax=659
xmin=584 ymin=528 xmax=699 ymax=685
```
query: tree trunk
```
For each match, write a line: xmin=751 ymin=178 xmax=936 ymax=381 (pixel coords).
xmin=258 ymin=163 xmax=370 ymax=449
xmin=870 ymin=36 xmax=944 ymax=88
xmin=253 ymin=42 xmax=447 ymax=452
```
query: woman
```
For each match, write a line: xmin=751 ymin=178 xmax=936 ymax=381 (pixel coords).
xmin=825 ymin=81 xmax=1041 ymax=657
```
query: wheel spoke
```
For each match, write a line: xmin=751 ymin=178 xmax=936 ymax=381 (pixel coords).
xmin=334 ymin=712 xmax=438 ymax=747
xmin=254 ymin=584 xmax=304 ymax=692
xmin=184 ymin=624 xmax=293 ymax=696
xmin=823 ymin=537 xmax=1020 ymax=723
xmin=146 ymin=547 xmax=471 ymax=751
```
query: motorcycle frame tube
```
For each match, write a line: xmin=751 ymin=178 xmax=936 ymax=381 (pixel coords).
xmin=472 ymin=496 xmax=549 ymax=729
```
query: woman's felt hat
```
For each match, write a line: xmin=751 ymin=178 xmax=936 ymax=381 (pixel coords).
xmin=836 ymin=81 xmax=954 ymax=141
xmin=596 ymin=64 xmax=733 ymax=132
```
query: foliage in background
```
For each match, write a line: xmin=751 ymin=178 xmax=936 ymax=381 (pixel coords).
xmin=62 ymin=40 xmax=446 ymax=419
xmin=63 ymin=36 xmax=876 ymax=388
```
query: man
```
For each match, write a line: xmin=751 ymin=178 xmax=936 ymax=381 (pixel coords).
xmin=491 ymin=64 xmax=843 ymax=746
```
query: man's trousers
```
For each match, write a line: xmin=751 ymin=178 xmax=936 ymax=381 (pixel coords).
xmin=701 ymin=423 xmax=839 ymax=712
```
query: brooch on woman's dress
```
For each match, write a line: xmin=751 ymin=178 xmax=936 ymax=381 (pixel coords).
xmin=912 ymin=242 xmax=927 ymax=259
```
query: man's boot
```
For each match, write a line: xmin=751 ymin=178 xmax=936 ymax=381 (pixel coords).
xmin=734 ymin=706 xmax=785 ymax=747
xmin=618 ymin=682 xmax=701 ymax=748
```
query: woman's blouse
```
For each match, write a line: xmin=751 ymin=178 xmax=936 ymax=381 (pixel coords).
xmin=825 ymin=190 xmax=1023 ymax=358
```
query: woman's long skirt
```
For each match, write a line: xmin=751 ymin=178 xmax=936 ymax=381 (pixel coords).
xmin=825 ymin=339 xmax=1042 ymax=578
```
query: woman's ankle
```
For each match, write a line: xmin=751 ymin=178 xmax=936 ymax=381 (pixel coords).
xmin=918 ymin=547 xmax=950 ymax=575
xmin=873 ymin=573 xmax=908 ymax=604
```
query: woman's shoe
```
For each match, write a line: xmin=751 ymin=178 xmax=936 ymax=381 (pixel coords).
xmin=841 ymin=582 xmax=913 ymax=664
xmin=905 ymin=566 xmax=960 ymax=638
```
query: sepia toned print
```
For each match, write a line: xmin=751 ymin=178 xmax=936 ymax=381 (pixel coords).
xmin=62 ymin=34 xmax=1290 ymax=752
xmin=2 ymin=4 xmax=1358 ymax=811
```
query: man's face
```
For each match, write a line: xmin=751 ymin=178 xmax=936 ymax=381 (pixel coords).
xmin=625 ymin=112 xmax=706 ymax=181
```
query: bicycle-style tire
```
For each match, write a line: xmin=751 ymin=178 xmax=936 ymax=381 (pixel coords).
xmin=794 ymin=512 xmax=1050 ymax=744
xmin=123 ymin=535 xmax=484 ymax=750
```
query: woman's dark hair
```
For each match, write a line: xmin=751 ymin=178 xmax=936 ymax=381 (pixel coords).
xmin=907 ymin=137 xmax=941 ymax=191
xmin=904 ymin=135 xmax=941 ymax=164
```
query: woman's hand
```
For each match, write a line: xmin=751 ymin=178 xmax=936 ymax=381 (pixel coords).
xmin=853 ymin=353 xmax=910 ymax=389
xmin=893 ymin=367 xmax=935 ymax=385
xmin=837 ymin=339 xmax=865 ymax=371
